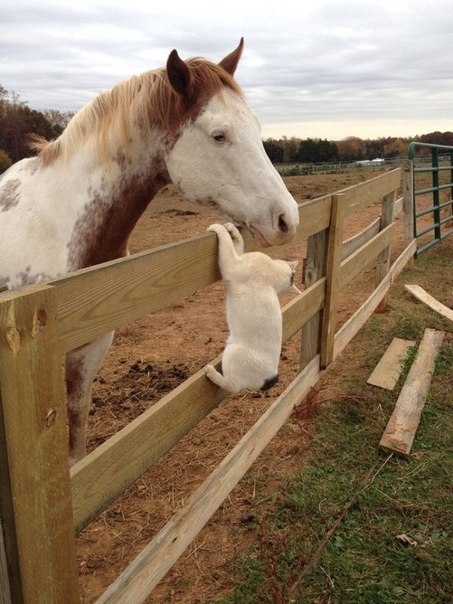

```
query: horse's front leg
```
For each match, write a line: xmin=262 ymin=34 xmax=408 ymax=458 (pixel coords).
xmin=65 ymin=332 xmax=114 ymax=466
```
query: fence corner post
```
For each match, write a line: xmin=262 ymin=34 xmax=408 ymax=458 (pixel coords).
xmin=0 ymin=285 xmax=80 ymax=603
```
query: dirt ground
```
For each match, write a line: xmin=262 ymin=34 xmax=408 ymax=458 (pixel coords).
xmin=77 ymin=169 xmax=409 ymax=602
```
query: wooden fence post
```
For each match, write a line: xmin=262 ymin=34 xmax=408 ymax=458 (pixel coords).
xmin=403 ymin=160 xmax=415 ymax=265
xmin=375 ymin=189 xmax=397 ymax=312
xmin=320 ymin=194 xmax=345 ymax=369
xmin=0 ymin=285 xmax=79 ymax=603
xmin=300 ymin=228 xmax=328 ymax=369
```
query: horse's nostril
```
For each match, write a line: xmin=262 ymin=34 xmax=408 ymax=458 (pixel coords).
xmin=278 ymin=214 xmax=288 ymax=234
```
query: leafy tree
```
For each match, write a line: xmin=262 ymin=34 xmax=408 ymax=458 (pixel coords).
xmin=335 ymin=137 xmax=366 ymax=161
xmin=280 ymin=136 xmax=301 ymax=162
xmin=420 ymin=131 xmax=453 ymax=146
xmin=0 ymin=86 xmax=54 ymax=163
xmin=43 ymin=108 xmax=75 ymax=130
xmin=263 ymin=138 xmax=284 ymax=163
xmin=365 ymin=138 xmax=385 ymax=159
xmin=294 ymin=138 xmax=338 ymax=163
xmin=0 ymin=149 xmax=12 ymax=172
xmin=384 ymin=137 xmax=408 ymax=157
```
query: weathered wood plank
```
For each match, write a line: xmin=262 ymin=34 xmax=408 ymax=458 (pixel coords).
xmin=379 ymin=328 xmax=445 ymax=456
xmin=300 ymin=230 xmax=328 ymax=368
xmin=0 ymin=285 xmax=79 ymax=603
xmin=334 ymin=240 xmax=416 ymax=361
xmin=71 ymin=280 xmax=325 ymax=532
xmin=340 ymin=195 xmax=402 ymax=262
xmin=339 ymin=223 xmax=395 ymax=291
xmin=341 ymin=217 xmax=381 ymax=261
xmin=404 ymin=284 xmax=453 ymax=322
xmin=341 ymin=168 xmax=401 ymax=216
xmin=321 ymin=194 xmax=345 ymax=368
xmin=96 ymin=355 xmax=321 ymax=604
xmin=367 ymin=338 xmax=415 ymax=390
xmin=403 ymin=162 xmax=415 ymax=249
xmin=375 ymin=190 xmax=397 ymax=312
xmin=55 ymin=232 xmax=221 ymax=353
xmin=71 ymin=358 xmax=224 ymax=532
xmin=0 ymin=519 xmax=12 ymax=604
xmin=282 ymin=279 xmax=325 ymax=342
xmin=394 ymin=195 xmax=403 ymax=217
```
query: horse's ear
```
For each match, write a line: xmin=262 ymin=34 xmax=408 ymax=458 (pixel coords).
xmin=166 ymin=49 xmax=192 ymax=98
xmin=218 ymin=37 xmax=244 ymax=76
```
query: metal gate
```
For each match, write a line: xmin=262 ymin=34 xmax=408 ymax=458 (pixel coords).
xmin=408 ymin=141 xmax=453 ymax=254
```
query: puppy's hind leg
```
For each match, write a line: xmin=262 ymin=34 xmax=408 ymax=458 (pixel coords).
xmin=205 ymin=364 xmax=235 ymax=393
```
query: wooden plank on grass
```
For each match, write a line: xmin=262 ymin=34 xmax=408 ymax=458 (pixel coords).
xmin=379 ymin=328 xmax=445 ymax=456
xmin=367 ymin=338 xmax=415 ymax=390
xmin=405 ymin=284 xmax=453 ymax=322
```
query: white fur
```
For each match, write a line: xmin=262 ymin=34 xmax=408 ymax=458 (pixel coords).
xmin=205 ymin=223 xmax=301 ymax=393
xmin=166 ymin=89 xmax=299 ymax=247
xmin=0 ymin=63 xmax=299 ymax=464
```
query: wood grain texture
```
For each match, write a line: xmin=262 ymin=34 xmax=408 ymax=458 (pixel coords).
xmin=0 ymin=285 xmax=79 ymax=603
xmin=321 ymin=194 xmax=345 ymax=368
xmin=375 ymin=190 xmax=397 ymax=312
xmin=339 ymin=223 xmax=395 ymax=291
xmin=367 ymin=338 xmax=415 ymax=390
xmin=71 ymin=280 xmax=325 ymax=532
xmin=334 ymin=240 xmax=417 ymax=361
xmin=379 ymin=328 xmax=445 ymax=456
xmin=300 ymin=230 xmax=328 ymax=368
xmin=96 ymin=356 xmax=321 ymax=604
xmin=341 ymin=168 xmax=401 ymax=216
xmin=405 ymin=284 xmax=453 ymax=322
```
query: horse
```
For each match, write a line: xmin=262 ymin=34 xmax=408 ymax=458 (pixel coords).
xmin=0 ymin=39 xmax=299 ymax=465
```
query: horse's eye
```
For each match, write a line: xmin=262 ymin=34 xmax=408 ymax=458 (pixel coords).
xmin=213 ymin=132 xmax=226 ymax=144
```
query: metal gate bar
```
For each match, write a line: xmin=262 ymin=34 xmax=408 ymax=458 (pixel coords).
xmin=408 ymin=142 xmax=453 ymax=255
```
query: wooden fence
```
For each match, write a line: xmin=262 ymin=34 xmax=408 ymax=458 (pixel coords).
xmin=0 ymin=168 xmax=415 ymax=603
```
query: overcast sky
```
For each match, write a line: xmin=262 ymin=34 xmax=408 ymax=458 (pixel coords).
xmin=1 ymin=0 xmax=452 ymax=140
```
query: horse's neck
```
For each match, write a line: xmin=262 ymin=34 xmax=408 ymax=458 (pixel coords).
xmin=64 ymin=139 xmax=170 ymax=269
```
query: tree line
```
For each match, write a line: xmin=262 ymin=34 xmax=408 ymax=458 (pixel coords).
xmin=1 ymin=82 xmax=452 ymax=173
xmin=263 ymin=131 xmax=453 ymax=164
xmin=0 ymin=85 xmax=74 ymax=172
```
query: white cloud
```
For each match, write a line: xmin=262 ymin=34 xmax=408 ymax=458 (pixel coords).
xmin=1 ymin=0 xmax=453 ymax=139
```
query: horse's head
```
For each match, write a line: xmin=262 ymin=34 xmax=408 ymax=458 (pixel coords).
xmin=164 ymin=40 xmax=299 ymax=247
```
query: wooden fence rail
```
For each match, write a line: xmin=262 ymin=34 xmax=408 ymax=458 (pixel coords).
xmin=0 ymin=168 xmax=413 ymax=603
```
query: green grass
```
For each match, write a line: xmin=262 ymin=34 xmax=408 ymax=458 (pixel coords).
xmin=217 ymin=237 xmax=453 ymax=604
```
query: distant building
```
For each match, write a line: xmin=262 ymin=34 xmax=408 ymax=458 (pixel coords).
xmin=355 ymin=158 xmax=385 ymax=166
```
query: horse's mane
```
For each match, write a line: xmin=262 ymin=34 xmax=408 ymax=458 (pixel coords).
xmin=35 ymin=58 xmax=243 ymax=164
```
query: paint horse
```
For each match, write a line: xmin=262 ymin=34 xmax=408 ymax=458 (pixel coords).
xmin=0 ymin=39 xmax=299 ymax=465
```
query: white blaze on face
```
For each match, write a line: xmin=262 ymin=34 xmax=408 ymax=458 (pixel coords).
xmin=166 ymin=88 xmax=299 ymax=246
